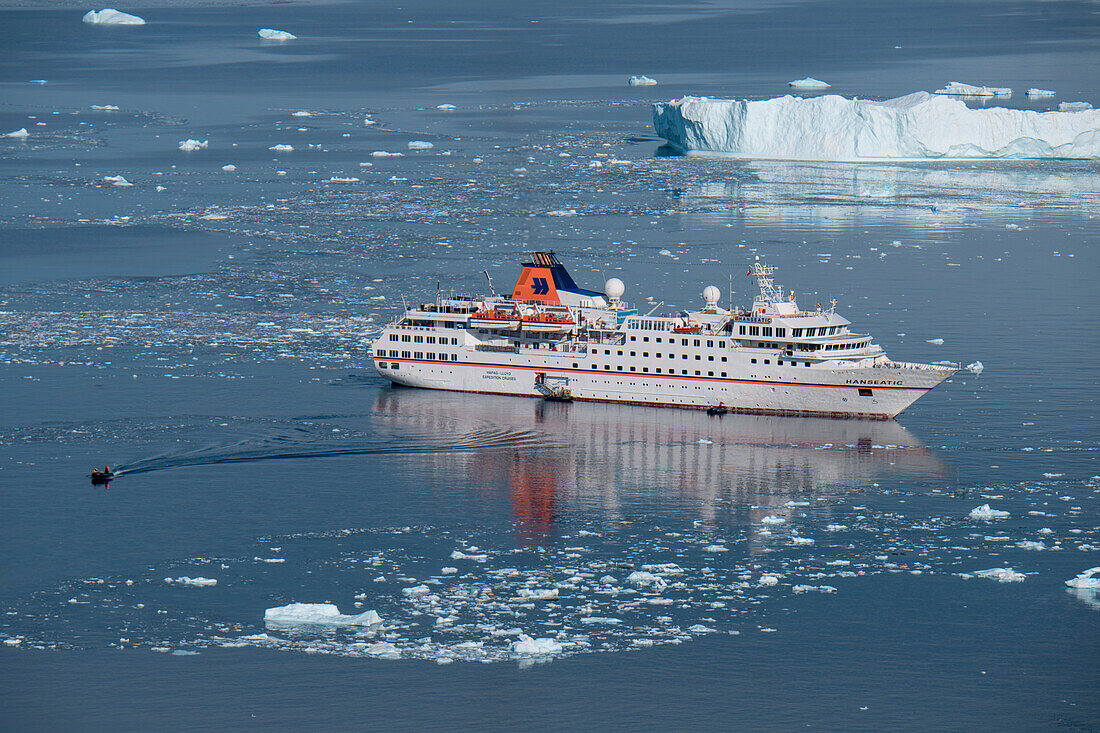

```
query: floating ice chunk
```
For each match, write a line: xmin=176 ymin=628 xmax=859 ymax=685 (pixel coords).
xmin=90 ymin=104 xmax=119 ymax=111
xmin=83 ymin=9 xmax=146 ymax=25
xmin=513 ymin=634 xmax=563 ymax=654
xmin=759 ymin=574 xmax=779 ymax=586
xmin=264 ymin=603 xmax=382 ymax=626
xmin=788 ymin=77 xmax=831 ymax=89
xmin=441 ymin=567 xmax=458 ymax=575
xmin=825 ymin=524 xmax=848 ymax=531
xmin=258 ymin=29 xmax=296 ymax=40
xmin=402 ymin=584 xmax=430 ymax=597
xmin=971 ymin=568 xmax=1026 ymax=583
xmin=291 ymin=110 xmax=311 ymax=117
xmin=327 ymin=176 xmax=360 ymax=182
xmin=969 ymin=504 xmax=1010 ymax=520
xmin=545 ymin=209 xmax=578 ymax=217
xmin=688 ymin=624 xmax=717 ymax=633
xmin=165 ymin=576 xmax=217 ymax=587
xmin=1026 ymin=89 xmax=1056 ymax=99
xmin=934 ymin=82 xmax=1012 ymax=97
xmin=1042 ymin=472 xmax=1064 ymax=478
xmin=1065 ymin=567 xmax=1100 ymax=589
xmin=5 ymin=128 xmax=30 ymax=139
xmin=653 ymin=92 xmax=1100 ymax=160
xmin=793 ymin=584 xmax=837 ymax=593
xmin=760 ymin=515 xmax=786 ymax=525
xmin=629 ymin=75 xmax=658 ymax=86
xmin=579 ymin=616 xmax=622 ymax=624
xmin=1059 ymin=101 xmax=1092 ymax=112
xmin=436 ymin=103 xmax=457 ymax=110
xmin=516 ymin=588 xmax=559 ymax=600
xmin=1016 ymin=541 xmax=1047 ymax=551
xmin=703 ymin=544 xmax=729 ymax=552
xmin=366 ymin=641 xmax=400 ymax=658
xmin=269 ymin=144 xmax=294 ymax=152
xmin=371 ymin=150 xmax=404 ymax=157
xmin=626 ymin=571 xmax=666 ymax=589
xmin=791 ymin=536 xmax=815 ymax=546
xmin=926 ymin=338 xmax=944 ymax=345
xmin=966 ymin=361 xmax=984 ymax=374
xmin=407 ymin=140 xmax=434 ymax=150
xmin=103 ymin=175 xmax=133 ymax=187
xmin=221 ymin=164 xmax=237 ymax=172
xmin=30 ymin=79 xmax=48 ymax=84
xmin=450 ymin=550 xmax=488 ymax=562
xmin=178 ymin=139 xmax=208 ymax=151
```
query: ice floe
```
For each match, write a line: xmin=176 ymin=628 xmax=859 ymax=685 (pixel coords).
xmin=966 ymin=361 xmax=984 ymax=375
xmin=926 ymin=338 xmax=944 ymax=344
xmin=1026 ymin=89 xmax=1056 ymax=99
xmin=967 ymin=568 xmax=1026 ymax=583
xmin=788 ymin=77 xmax=830 ymax=89
xmin=628 ymin=75 xmax=658 ymax=86
xmin=264 ymin=603 xmax=381 ymax=626
xmin=258 ymin=29 xmax=296 ymax=41
xmin=83 ymin=9 xmax=145 ymax=25
xmin=1059 ymin=101 xmax=1093 ymax=112
xmin=436 ymin=103 xmax=457 ymax=110
xmin=90 ymin=104 xmax=119 ymax=111
xmin=652 ymin=92 xmax=1100 ymax=160
xmin=513 ymin=634 xmax=563 ymax=655
xmin=1064 ymin=567 xmax=1100 ymax=589
xmin=969 ymin=504 xmax=1010 ymax=520
xmin=934 ymin=82 xmax=1011 ymax=97
xmin=269 ymin=144 xmax=294 ymax=152
xmin=178 ymin=139 xmax=208 ymax=151
xmin=407 ymin=140 xmax=434 ymax=150
xmin=6 ymin=128 xmax=30 ymax=139
xmin=103 ymin=175 xmax=133 ymax=187
xmin=165 ymin=576 xmax=217 ymax=587
xmin=221 ymin=164 xmax=237 ymax=172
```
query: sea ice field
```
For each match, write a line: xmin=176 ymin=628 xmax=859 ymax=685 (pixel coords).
xmin=0 ymin=0 xmax=1097 ymax=730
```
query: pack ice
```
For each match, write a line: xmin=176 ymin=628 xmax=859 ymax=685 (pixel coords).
xmin=652 ymin=93 xmax=1100 ymax=160
xmin=83 ymin=8 xmax=145 ymax=25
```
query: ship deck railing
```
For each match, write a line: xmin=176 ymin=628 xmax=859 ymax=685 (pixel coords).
xmin=874 ymin=360 xmax=959 ymax=371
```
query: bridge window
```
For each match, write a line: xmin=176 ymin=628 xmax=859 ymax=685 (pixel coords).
xmin=749 ymin=326 xmax=759 ymax=336
xmin=776 ymin=328 xmax=786 ymax=337
xmin=763 ymin=327 xmax=772 ymax=337
xmin=792 ymin=328 xmax=803 ymax=337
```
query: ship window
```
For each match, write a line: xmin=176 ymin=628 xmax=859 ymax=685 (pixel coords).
xmin=718 ymin=341 xmax=725 ymax=348
xmin=681 ymin=339 xmax=688 ymax=346
xmin=655 ymin=353 xmax=661 ymax=358
xmin=694 ymin=370 xmax=700 ymax=376
xmin=682 ymin=354 xmax=687 ymax=359
xmin=630 ymin=336 xmax=636 ymax=342
xmin=778 ymin=360 xmax=783 ymax=365
xmin=739 ymin=326 xmax=746 ymax=335
xmin=749 ymin=327 xmax=759 ymax=336
xmin=604 ymin=349 xmax=610 ymax=355
xmin=721 ymin=372 xmax=727 ymax=377
xmin=389 ymin=334 xmax=397 ymax=341
xmin=776 ymin=328 xmax=785 ymax=337
xmin=859 ymin=388 xmax=873 ymax=397
xmin=656 ymin=368 xmax=662 ymax=373
xmin=643 ymin=337 xmax=649 ymax=342
xmin=414 ymin=352 xmax=423 ymax=359
xmin=413 ymin=336 xmax=422 ymax=343
xmin=642 ymin=352 xmax=648 ymax=357
xmin=617 ymin=350 xmax=623 ymax=356
xmin=657 ymin=337 xmax=663 ymax=343
xmin=708 ymin=371 xmax=713 ymax=377
xmin=592 ymin=364 xmax=597 ymax=369
xmin=630 ymin=351 xmax=636 ymax=356
xmin=642 ymin=367 xmax=648 ymax=373
xmin=707 ymin=356 xmax=714 ymax=361
xmin=451 ymin=355 xmax=457 ymax=361
xmin=792 ymin=328 xmax=802 ymax=337
xmin=751 ymin=358 xmax=757 ymax=364
xmin=426 ymin=352 xmax=434 ymax=360
xmin=630 ymin=366 xmax=636 ymax=372
xmin=693 ymin=339 xmax=700 ymax=347
xmin=707 ymin=340 xmax=713 ymax=347
xmin=804 ymin=362 xmax=810 ymax=367
xmin=604 ymin=365 xmax=610 ymax=370
xmin=763 ymin=327 xmax=772 ymax=336
xmin=695 ymin=355 xmax=701 ymax=361
xmin=401 ymin=351 xmax=410 ymax=358
xmin=763 ymin=359 xmax=769 ymax=364
xmin=402 ymin=335 xmax=411 ymax=342
xmin=427 ymin=336 xmax=436 ymax=344
xmin=721 ymin=357 xmax=727 ymax=362
xmin=617 ymin=366 xmax=623 ymax=371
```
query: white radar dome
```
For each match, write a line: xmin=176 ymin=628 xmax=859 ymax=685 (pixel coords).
xmin=703 ymin=285 xmax=721 ymax=305
xmin=605 ymin=278 xmax=625 ymax=300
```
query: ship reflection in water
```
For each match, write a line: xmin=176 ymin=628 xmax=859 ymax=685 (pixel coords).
xmin=373 ymin=388 xmax=951 ymax=540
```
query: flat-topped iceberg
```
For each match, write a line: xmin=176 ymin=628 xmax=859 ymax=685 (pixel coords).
xmin=789 ymin=77 xmax=830 ymax=89
xmin=652 ymin=93 xmax=1100 ymax=160
xmin=259 ymin=28 xmax=295 ymax=41
xmin=83 ymin=9 xmax=145 ymax=25
xmin=629 ymin=75 xmax=658 ymax=86
xmin=1026 ymin=88 xmax=1056 ymax=99
xmin=264 ymin=602 xmax=382 ymax=626
xmin=935 ymin=81 xmax=1011 ymax=97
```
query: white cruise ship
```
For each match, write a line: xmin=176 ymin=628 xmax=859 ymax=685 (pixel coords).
xmin=371 ymin=252 xmax=957 ymax=419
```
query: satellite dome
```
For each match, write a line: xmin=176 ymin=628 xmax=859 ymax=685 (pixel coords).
xmin=703 ymin=285 xmax=721 ymax=305
xmin=605 ymin=278 xmax=625 ymax=300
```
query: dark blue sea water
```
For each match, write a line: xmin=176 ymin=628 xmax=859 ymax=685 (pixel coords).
xmin=1 ymin=0 xmax=1097 ymax=730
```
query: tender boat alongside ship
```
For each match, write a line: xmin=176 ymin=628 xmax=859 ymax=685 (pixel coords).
xmin=370 ymin=252 xmax=957 ymax=419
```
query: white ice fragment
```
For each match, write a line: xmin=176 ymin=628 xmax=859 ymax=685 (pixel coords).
xmin=513 ymin=634 xmax=563 ymax=655
xmin=703 ymin=544 xmax=729 ymax=552
xmin=90 ymin=104 xmax=119 ymax=110
xmin=759 ymin=574 xmax=779 ymax=586
xmin=628 ymin=75 xmax=658 ymax=86
xmin=440 ymin=567 xmax=458 ymax=575
xmin=164 ymin=576 xmax=217 ymax=587
xmin=366 ymin=642 xmax=400 ymax=658
xmin=926 ymin=338 xmax=944 ymax=345
xmin=291 ymin=110 xmax=311 ymax=117
xmin=934 ymin=82 xmax=1012 ymax=97
xmin=436 ymin=103 xmax=457 ymax=110
xmin=791 ymin=537 xmax=815 ymax=545
xmin=263 ymin=603 xmax=381 ymax=626
xmin=653 ymin=92 xmax=1100 ymax=160
xmin=969 ymin=504 xmax=1010 ymax=520
xmin=371 ymin=150 xmax=404 ymax=157
xmin=793 ymin=584 xmax=838 ymax=593
xmin=5 ymin=128 xmax=30 ymax=139
xmin=516 ymin=588 xmax=559 ymax=600
xmin=760 ymin=515 xmax=786 ymax=525
xmin=545 ymin=209 xmax=578 ymax=217
xmin=103 ymin=175 xmax=133 ymax=187
xmin=788 ymin=77 xmax=831 ymax=89
xmin=966 ymin=361 xmax=984 ymax=374
xmin=825 ymin=524 xmax=848 ymax=531
xmin=258 ymin=29 xmax=296 ymax=41
xmin=178 ymin=139 xmax=208 ymax=151
xmin=688 ymin=624 xmax=717 ymax=633
xmin=407 ymin=140 xmax=434 ymax=150
xmin=1059 ymin=101 xmax=1092 ymax=112
xmin=83 ymin=9 xmax=145 ymax=25
xmin=269 ymin=144 xmax=294 ymax=152
xmin=450 ymin=550 xmax=488 ymax=562
xmin=1026 ymin=89 xmax=1056 ymax=99
xmin=221 ymin=164 xmax=237 ymax=172
xmin=971 ymin=568 xmax=1026 ymax=583
xmin=402 ymin=584 xmax=430 ymax=597
xmin=1015 ymin=541 xmax=1047 ymax=551
xmin=579 ymin=616 xmax=622 ymax=624
xmin=327 ymin=176 xmax=360 ymax=182
xmin=1065 ymin=567 xmax=1100 ymax=589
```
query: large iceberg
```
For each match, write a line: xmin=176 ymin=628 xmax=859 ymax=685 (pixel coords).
xmin=83 ymin=8 xmax=145 ymax=25
xmin=263 ymin=602 xmax=382 ymax=626
xmin=652 ymin=93 xmax=1100 ymax=160
xmin=934 ymin=81 xmax=1011 ymax=97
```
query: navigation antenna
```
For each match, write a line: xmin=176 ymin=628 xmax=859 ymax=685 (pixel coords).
xmin=483 ymin=269 xmax=496 ymax=296
xmin=750 ymin=261 xmax=783 ymax=302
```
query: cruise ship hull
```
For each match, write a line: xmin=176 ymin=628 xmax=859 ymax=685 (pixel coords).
xmin=377 ymin=358 xmax=952 ymax=420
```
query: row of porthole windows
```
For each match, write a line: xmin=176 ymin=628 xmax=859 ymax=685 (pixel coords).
xmin=602 ymin=348 xmax=729 ymax=362
xmin=628 ymin=336 xmax=727 ymax=347
xmin=391 ymin=334 xmax=460 ymax=345
xmin=378 ymin=350 xmax=458 ymax=362
xmin=591 ymin=364 xmax=729 ymax=377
